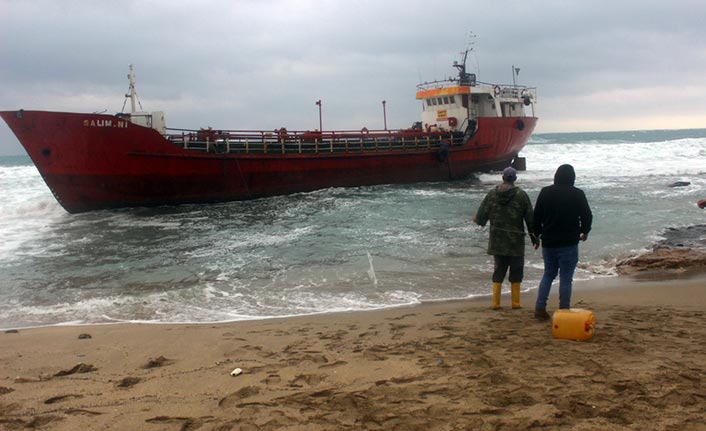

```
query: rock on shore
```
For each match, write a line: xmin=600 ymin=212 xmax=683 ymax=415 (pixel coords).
xmin=616 ymin=225 xmax=706 ymax=275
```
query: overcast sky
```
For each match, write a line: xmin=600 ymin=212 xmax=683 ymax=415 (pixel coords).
xmin=1 ymin=0 xmax=705 ymax=155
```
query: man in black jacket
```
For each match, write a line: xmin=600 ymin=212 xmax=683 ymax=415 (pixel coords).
xmin=532 ymin=164 xmax=593 ymax=320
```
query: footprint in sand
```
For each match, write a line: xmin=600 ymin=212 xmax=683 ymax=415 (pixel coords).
xmin=319 ymin=360 xmax=347 ymax=369
xmin=363 ymin=345 xmax=389 ymax=361
xmin=143 ymin=356 xmax=173 ymax=369
xmin=219 ymin=386 xmax=262 ymax=408
xmin=221 ymin=332 xmax=246 ymax=341
xmin=386 ymin=313 xmax=417 ymax=321
xmin=64 ymin=408 xmax=103 ymax=416
xmin=116 ymin=377 xmax=142 ymax=388
xmin=261 ymin=374 xmax=281 ymax=385
xmin=485 ymin=389 xmax=537 ymax=408
xmin=290 ymin=374 xmax=325 ymax=387
xmin=53 ymin=363 xmax=97 ymax=377
xmin=316 ymin=329 xmax=349 ymax=340
xmin=25 ymin=415 xmax=63 ymax=428
xmin=145 ymin=416 xmax=205 ymax=429
xmin=44 ymin=394 xmax=84 ymax=404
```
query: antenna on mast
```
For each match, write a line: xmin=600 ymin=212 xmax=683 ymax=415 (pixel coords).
xmin=454 ymin=31 xmax=477 ymax=85
xmin=127 ymin=65 xmax=137 ymax=114
xmin=122 ymin=64 xmax=143 ymax=114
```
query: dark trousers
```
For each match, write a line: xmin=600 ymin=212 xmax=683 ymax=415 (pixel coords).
xmin=492 ymin=255 xmax=524 ymax=283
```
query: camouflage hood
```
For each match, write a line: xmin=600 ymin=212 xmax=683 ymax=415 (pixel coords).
xmin=495 ymin=184 xmax=519 ymax=205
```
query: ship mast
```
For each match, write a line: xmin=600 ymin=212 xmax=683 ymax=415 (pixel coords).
xmin=453 ymin=50 xmax=468 ymax=81
xmin=454 ymin=32 xmax=477 ymax=86
xmin=127 ymin=64 xmax=137 ymax=114
xmin=453 ymin=49 xmax=475 ymax=86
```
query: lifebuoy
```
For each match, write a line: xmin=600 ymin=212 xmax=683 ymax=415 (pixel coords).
xmin=448 ymin=117 xmax=458 ymax=128
xmin=361 ymin=127 xmax=369 ymax=133
xmin=493 ymin=85 xmax=501 ymax=97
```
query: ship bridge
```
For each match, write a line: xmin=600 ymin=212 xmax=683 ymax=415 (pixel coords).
xmin=416 ymin=79 xmax=537 ymax=134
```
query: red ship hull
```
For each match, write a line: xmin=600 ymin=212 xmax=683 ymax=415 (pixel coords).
xmin=1 ymin=110 xmax=536 ymax=213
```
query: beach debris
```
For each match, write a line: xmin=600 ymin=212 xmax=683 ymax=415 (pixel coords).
xmin=143 ymin=355 xmax=173 ymax=369
xmin=230 ymin=368 xmax=243 ymax=377
xmin=552 ymin=309 xmax=595 ymax=341
xmin=54 ymin=363 xmax=97 ymax=377
xmin=0 ymin=386 xmax=14 ymax=395
xmin=4 ymin=329 xmax=19 ymax=334
xmin=78 ymin=333 xmax=92 ymax=339
xmin=116 ymin=377 xmax=142 ymax=388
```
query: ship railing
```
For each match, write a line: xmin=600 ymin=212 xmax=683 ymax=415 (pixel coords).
xmin=416 ymin=78 xmax=536 ymax=99
xmin=416 ymin=77 xmax=464 ymax=90
xmin=165 ymin=128 xmax=465 ymax=155
xmin=475 ymin=82 xmax=537 ymax=100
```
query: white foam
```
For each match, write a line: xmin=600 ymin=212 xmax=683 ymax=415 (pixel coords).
xmin=226 ymin=226 xmax=315 ymax=249
xmin=522 ymin=138 xmax=706 ymax=179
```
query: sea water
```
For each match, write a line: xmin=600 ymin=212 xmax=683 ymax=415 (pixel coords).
xmin=1 ymin=129 xmax=705 ymax=329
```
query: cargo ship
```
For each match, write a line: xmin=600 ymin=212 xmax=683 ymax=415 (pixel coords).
xmin=1 ymin=51 xmax=537 ymax=213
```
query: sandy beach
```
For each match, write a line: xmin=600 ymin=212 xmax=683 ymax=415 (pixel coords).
xmin=1 ymin=273 xmax=705 ymax=431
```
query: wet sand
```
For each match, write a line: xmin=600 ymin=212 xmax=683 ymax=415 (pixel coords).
xmin=1 ymin=274 xmax=705 ymax=431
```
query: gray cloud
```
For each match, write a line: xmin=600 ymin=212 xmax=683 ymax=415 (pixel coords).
xmin=2 ymin=0 xmax=706 ymax=155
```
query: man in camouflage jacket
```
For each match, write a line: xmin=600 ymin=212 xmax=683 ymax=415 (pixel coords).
xmin=473 ymin=167 xmax=536 ymax=309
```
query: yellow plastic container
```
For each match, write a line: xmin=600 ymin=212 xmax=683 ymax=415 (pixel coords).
xmin=552 ymin=309 xmax=595 ymax=341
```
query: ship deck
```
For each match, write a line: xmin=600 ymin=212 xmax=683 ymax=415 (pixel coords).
xmin=165 ymin=128 xmax=465 ymax=155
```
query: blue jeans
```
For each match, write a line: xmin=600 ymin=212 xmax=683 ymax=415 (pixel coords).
xmin=535 ymin=245 xmax=579 ymax=310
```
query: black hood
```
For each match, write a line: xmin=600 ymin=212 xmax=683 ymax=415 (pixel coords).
xmin=554 ymin=164 xmax=576 ymax=186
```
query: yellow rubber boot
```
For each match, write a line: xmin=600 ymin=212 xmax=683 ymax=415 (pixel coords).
xmin=492 ymin=282 xmax=502 ymax=309
xmin=511 ymin=282 xmax=521 ymax=309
